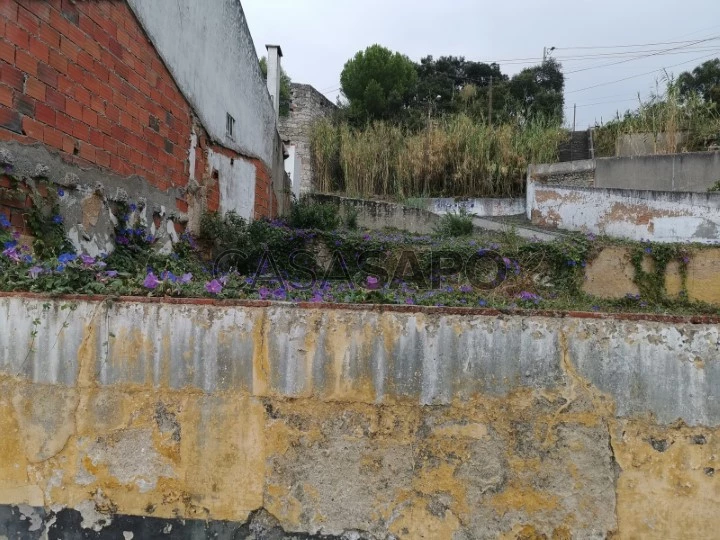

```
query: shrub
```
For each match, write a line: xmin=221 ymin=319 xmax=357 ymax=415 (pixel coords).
xmin=434 ymin=209 xmax=475 ymax=237
xmin=286 ymin=196 xmax=340 ymax=231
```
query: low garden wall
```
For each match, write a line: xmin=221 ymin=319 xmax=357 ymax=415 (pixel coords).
xmin=527 ymin=182 xmax=720 ymax=244
xmin=0 ymin=295 xmax=720 ymax=538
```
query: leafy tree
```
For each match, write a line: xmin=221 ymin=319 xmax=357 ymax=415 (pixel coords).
xmin=415 ymin=55 xmax=507 ymax=118
xmin=259 ymin=57 xmax=292 ymax=117
xmin=340 ymin=45 xmax=418 ymax=123
xmin=679 ymin=58 xmax=720 ymax=106
xmin=508 ymin=59 xmax=565 ymax=122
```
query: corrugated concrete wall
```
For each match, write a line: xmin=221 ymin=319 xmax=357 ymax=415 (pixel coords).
xmin=1 ymin=295 xmax=720 ymax=538
xmin=528 ymin=183 xmax=720 ymax=243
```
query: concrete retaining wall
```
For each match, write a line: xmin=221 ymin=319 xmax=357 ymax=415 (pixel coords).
xmin=596 ymin=151 xmax=720 ymax=192
xmin=528 ymin=183 xmax=720 ymax=243
xmin=310 ymin=194 xmax=443 ymax=234
xmin=1 ymin=295 xmax=720 ymax=538
xmin=417 ymin=197 xmax=525 ymax=217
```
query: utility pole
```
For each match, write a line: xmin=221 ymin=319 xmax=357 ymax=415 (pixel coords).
xmin=488 ymin=76 xmax=493 ymax=126
xmin=543 ymin=47 xmax=546 ymax=62
xmin=573 ymin=103 xmax=577 ymax=132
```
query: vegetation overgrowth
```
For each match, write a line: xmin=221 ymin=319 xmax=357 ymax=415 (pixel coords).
xmin=1 ymin=195 xmax=718 ymax=316
xmin=311 ymin=115 xmax=565 ymax=198
xmin=593 ymin=77 xmax=720 ymax=157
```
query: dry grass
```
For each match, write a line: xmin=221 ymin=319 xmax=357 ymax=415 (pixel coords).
xmin=593 ymin=78 xmax=720 ymax=157
xmin=311 ymin=115 xmax=566 ymax=199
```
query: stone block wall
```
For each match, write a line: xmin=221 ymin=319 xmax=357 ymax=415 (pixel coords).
xmin=279 ymin=83 xmax=336 ymax=195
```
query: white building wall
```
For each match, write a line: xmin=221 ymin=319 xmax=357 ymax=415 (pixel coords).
xmin=208 ymin=150 xmax=256 ymax=220
xmin=127 ymin=0 xmax=277 ymax=167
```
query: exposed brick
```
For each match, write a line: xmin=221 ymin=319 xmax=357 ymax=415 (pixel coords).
xmin=14 ymin=49 xmax=37 ymax=76
xmin=82 ymin=107 xmax=97 ymax=127
xmin=6 ymin=22 xmax=29 ymax=49
xmin=21 ymin=115 xmax=43 ymax=139
xmin=0 ymin=39 xmax=14 ymax=64
xmin=37 ymin=62 xmax=58 ymax=87
xmin=65 ymin=98 xmax=82 ymax=120
xmin=46 ymin=86 xmax=65 ymax=111
xmin=0 ymin=61 xmax=24 ymax=91
xmin=17 ymin=7 xmax=40 ymax=34
xmin=0 ymin=106 xmax=22 ymax=133
xmin=43 ymin=124 xmax=63 ymax=148
xmin=0 ymin=84 xmax=12 ymax=107
xmin=39 ymin=23 xmax=61 ymax=48
xmin=0 ymin=3 xmax=18 ymax=22
xmin=55 ymin=111 xmax=72 ymax=134
xmin=48 ymin=48 xmax=67 ymax=73
xmin=24 ymin=76 xmax=45 ymax=101
xmin=35 ymin=102 xmax=55 ymax=124
xmin=13 ymin=93 xmax=34 ymax=117
xmin=176 ymin=198 xmax=189 ymax=213
xmin=28 ymin=36 xmax=49 ymax=63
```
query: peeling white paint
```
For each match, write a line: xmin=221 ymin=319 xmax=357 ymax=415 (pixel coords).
xmin=529 ymin=183 xmax=720 ymax=243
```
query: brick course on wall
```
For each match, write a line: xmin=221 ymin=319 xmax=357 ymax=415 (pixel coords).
xmin=0 ymin=0 xmax=196 ymax=194
xmin=0 ymin=0 xmax=276 ymax=233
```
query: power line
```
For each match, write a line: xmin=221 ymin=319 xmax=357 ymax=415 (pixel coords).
xmin=564 ymin=36 xmax=719 ymax=74
xmin=556 ymin=36 xmax=720 ymax=51
xmin=566 ymin=51 xmax=719 ymax=94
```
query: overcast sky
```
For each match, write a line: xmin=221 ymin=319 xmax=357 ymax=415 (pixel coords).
xmin=242 ymin=0 xmax=720 ymax=128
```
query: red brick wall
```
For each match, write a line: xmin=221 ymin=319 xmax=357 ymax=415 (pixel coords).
xmin=0 ymin=0 xmax=277 ymax=225
xmin=0 ymin=0 xmax=199 ymax=194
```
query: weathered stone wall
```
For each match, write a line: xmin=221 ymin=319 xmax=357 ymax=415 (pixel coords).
xmin=528 ymin=182 xmax=720 ymax=243
xmin=279 ymin=83 xmax=336 ymax=195
xmin=1 ymin=295 xmax=720 ymax=538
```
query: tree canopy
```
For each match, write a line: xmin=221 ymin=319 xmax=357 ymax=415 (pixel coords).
xmin=507 ymin=59 xmax=565 ymax=123
xmin=340 ymin=44 xmax=418 ymax=123
xmin=679 ymin=58 xmax=720 ymax=106
xmin=339 ymin=46 xmax=565 ymax=126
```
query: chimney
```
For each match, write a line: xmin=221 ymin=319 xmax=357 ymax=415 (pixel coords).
xmin=265 ymin=45 xmax=283 ymax=120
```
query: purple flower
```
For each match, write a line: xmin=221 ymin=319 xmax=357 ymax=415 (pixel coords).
xmin=179 ymin=273 xmax=193 ymax=285
xmin=2 ymin=246 xmax=20 ymax=263
xmin=80 ymin=254 xmax=96 ymax=266
xmin=105 ymin=270 xmax=119 ymax=278
xmin=0 ymin=214 xmax=10 ymax=228
xmin=366 ymin=276 xmax=380 ymax=290
xmin=518 ymin=291 xmax=542 ymax=303
xmin=52 ymin=215 xmax=63 ymax=224
xmin=129 ymin=203 xmax=137 ymax=212
xmin=143 ymin=272 xmax=161 ymax=289
xmin=258 ymin=287 xmax=270 ymax=299
xmin=478 ymin=299 xmax=487 ymax=307
xmin=273 ymin=288 xmax=287 ymax=300
xmin=116 ymin=236 xmax=129 ymax=245
xmin=310 ymin=293 xmax=324 ymax=303
xmin=405 ymin=298 xmax=415 ymax=305
xmin=161 ymin=270 xmax=178 ymax=283
xmin=57 ymin=188 xmax=65 ymax=197
xmin=58 ymin=253 xmax=77 ymax=264
xmin=205 ymin=279 xmax=223 ymax=295
xmin=28 ymin=266 xmax=43 ymax=279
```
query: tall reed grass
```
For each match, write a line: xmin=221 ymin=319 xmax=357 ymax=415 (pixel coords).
xmin=593 ymin=78 xmax=720 ymax=157
xmin=310 ymin=115 xmax=566 ymax=198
